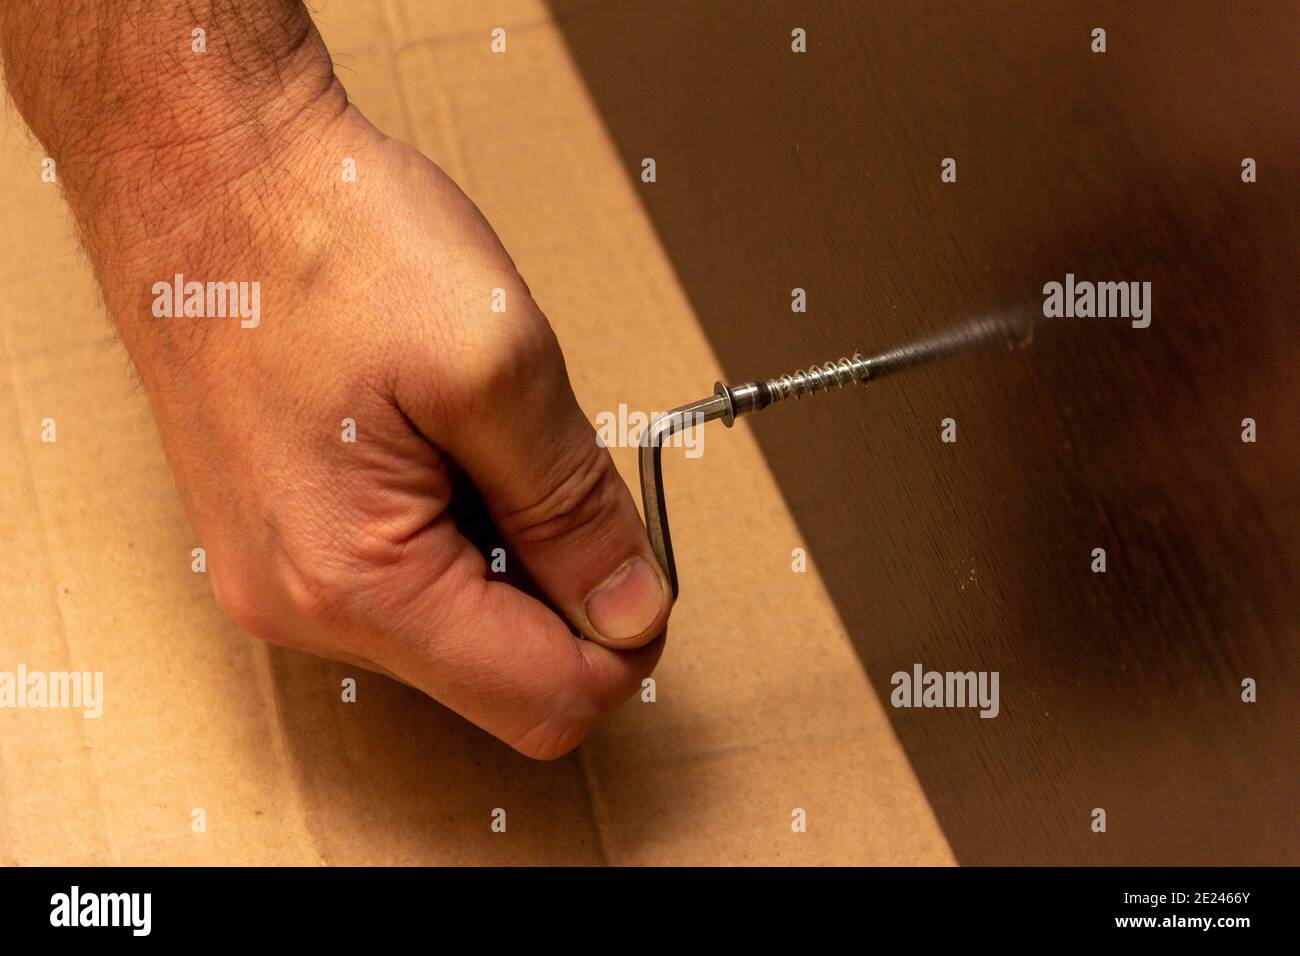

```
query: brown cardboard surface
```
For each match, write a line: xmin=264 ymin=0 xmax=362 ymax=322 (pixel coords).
xmin=0 ymin=0 xmax=949 ymax=864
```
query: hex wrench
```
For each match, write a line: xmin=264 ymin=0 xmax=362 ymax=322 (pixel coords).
xmin=638 ymin=313 xmax=1030 ymax=597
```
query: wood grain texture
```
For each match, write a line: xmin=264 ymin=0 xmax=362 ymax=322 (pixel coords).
xmin=550 ymin=0 xmax=1299 ymax=863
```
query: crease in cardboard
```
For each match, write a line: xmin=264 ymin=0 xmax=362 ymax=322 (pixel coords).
xmin=390 ymin=45 xmax=470 ymax=194
xmin=574 ymin=745 xmax=611 ymax=866
xmin=251 ymin=643 xmax=330 ymax=866
xmin=385 ymin=6 xmax=559 ymax=53
xmin=0 ymin=316 xmax=116 ymax=863
xmin=374 ymin=0 xmax=420 ymax=146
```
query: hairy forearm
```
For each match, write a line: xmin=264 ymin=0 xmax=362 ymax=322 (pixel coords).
xmin=0 ymin=0 xmax=344 ymax=276
xmin=0 ymin=0 xmax=351 ymax=379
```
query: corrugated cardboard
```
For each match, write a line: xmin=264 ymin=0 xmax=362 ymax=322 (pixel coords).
xmin=0 ymin=0 xmax=950 ymax=865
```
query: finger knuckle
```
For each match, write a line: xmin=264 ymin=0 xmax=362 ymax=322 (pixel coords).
xmin=209 ymin=531 xmax=359 ymax=647
xmin=210 ymin=566 xmax=285 ymax=645
xmin=267 ymin=546 xmax=355 ymax=634
xmin=505 ymin=649 xmax=608 ymax=760
xmin=512 ymin=710 xmax=597 ymax=761
xmin=497 ymin=445 xmax=620 ymax=546
xmin=448 ymin=316 xmax=562 ymax=413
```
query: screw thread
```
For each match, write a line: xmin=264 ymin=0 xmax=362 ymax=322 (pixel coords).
xmin=765 ymin=353 xmax=869 ymax=403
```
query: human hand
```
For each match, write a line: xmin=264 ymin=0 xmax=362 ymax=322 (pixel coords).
xmin=1 ymin=3 xmax=671 ymax=757
xmin=170 ymin=110 xmax=671 ymax=757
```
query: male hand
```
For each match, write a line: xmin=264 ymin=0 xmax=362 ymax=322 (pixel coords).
xmin=0 ymin=1 xmax=671 ymax=758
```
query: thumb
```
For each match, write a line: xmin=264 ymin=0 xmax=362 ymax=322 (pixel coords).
xmin=407 ymin=317 xmax=673 ymax=649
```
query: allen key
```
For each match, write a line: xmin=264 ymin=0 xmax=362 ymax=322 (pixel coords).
xmin=638 ymin=313 xmax=1030 ymax=597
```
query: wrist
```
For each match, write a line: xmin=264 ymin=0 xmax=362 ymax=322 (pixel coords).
xmin=77 ymin=38 xmax=344 ymax=264
xmin=3 ymin=1 xmax=347 ymax=288
xmin=92 ymin=94 xmax=353 ymax=384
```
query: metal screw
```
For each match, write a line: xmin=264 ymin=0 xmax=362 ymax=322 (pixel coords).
xmin=638 ymin=313 xmax=1029 ymax=597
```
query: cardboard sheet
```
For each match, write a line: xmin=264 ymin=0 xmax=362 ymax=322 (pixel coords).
xmin=0 ymin=0 xmax=949 ymax=864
